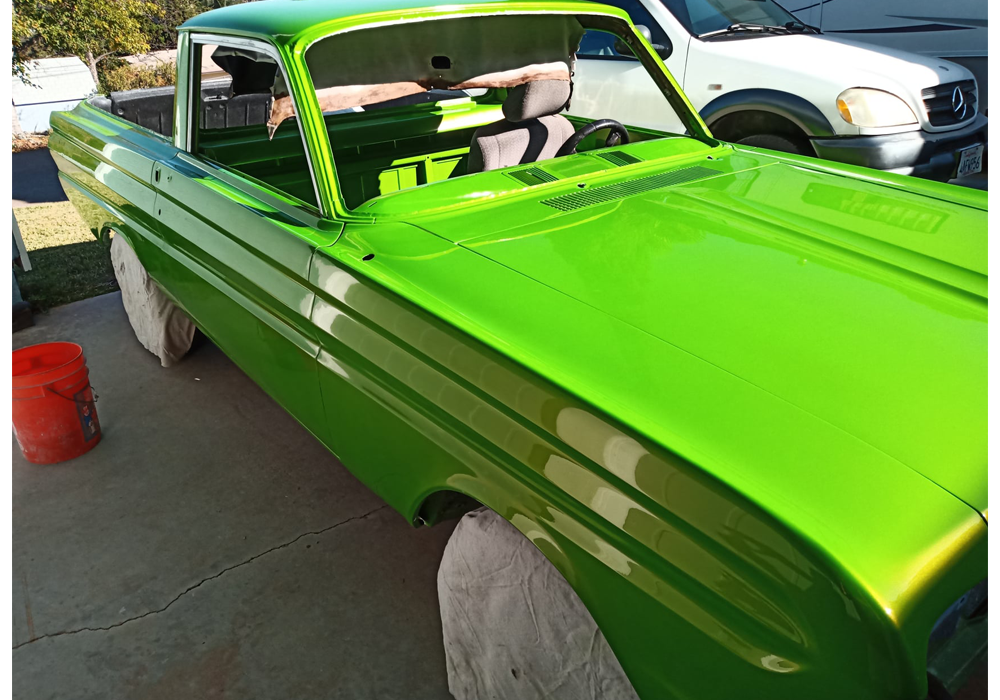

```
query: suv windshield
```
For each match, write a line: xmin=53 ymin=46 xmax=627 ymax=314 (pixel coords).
xmin=660 ymin=0 xmax=800 ymax=37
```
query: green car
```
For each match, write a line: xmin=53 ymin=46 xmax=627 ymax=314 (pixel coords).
xmin=49 ymin=0 xmax=986 ymax=697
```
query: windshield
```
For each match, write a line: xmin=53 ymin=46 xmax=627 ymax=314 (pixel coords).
xmin=660 ymin=0 xmax=799 ymax=36
xmin=303 ymin=13 xmax=701 ymax=211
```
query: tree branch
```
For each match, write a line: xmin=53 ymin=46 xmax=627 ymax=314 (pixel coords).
xmin=15 ymin=32 xmax=43 ymax=55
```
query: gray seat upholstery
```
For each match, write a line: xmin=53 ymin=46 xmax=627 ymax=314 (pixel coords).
xmin=468 ymin=80 xmax=575 ymax=173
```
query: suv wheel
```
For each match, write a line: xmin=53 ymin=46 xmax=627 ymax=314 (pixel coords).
xmin=736 ymin=133 xmax=811 ymax=155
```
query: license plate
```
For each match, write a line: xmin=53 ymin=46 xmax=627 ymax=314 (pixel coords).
xmin=956 ymin=144 xmax=984 ymax=178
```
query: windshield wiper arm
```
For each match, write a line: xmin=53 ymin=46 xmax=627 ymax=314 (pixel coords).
xmin=784 ymin=19 xmax=819 ymax=33
xmin=698 ymin=23 xmax=792 ymax=39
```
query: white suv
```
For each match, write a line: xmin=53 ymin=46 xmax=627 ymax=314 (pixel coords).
xmin=572 ymin=0 xmax=987 ymax=180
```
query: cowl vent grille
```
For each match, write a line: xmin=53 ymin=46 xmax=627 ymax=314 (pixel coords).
xmin=541 ymin=166 xmax=717 ymax=212
xmin=506 ymin=166 xmax=559 ymax=187
xmin=597 ymin=150 xmax=643 ymax=167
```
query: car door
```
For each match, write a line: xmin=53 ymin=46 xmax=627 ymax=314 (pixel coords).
xmin=149 ymin=35 xmax=340 ymax=443
xmin=572 ymin=0 xmax=690 ymax=132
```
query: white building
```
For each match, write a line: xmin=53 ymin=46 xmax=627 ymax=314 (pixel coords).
xmin=12 ymin=57 xmax=98 ymax=134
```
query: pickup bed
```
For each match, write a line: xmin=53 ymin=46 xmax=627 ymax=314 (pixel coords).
xmin=91 ymin=78 xmax=455 ymax=137
xmin=50 ymin=1 xmax=987 ymax=698
xmin=91 ymin=79 xmax=268 ymax=136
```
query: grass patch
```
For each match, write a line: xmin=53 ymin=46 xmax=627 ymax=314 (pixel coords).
xmin=14 ymin=202 xmax=118 ymax=311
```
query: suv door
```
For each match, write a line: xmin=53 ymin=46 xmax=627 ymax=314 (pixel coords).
xmin=573 ymin=0 xmax=689 ymax=132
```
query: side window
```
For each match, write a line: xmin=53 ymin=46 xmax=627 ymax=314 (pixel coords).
xmin=189 ymin=41 xmax=319 ymax=210
xmin=577 ymin=31 xmax=624 ymax=58
xmin=577 ymin=0 xmax=669 ymax=58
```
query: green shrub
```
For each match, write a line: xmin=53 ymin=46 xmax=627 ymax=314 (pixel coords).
xmin=99 ymin=61 xmax=175 ymax=93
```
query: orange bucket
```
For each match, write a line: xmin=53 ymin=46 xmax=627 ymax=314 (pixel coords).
xmin=12 ymin=342 xmax=101 ymax=464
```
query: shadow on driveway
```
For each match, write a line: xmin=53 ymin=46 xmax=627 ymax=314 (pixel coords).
xmin=13 ymin=149 xmax=67 ymax=208
xmin=12 ymin=293 xmax=456 ymax=700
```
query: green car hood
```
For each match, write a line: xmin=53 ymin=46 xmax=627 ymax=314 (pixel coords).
xmin=411 ymin=153 xmax=987 ymax=514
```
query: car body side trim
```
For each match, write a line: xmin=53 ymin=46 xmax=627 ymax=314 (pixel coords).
xmin=186 ymin=32 xmax=326 ymax=216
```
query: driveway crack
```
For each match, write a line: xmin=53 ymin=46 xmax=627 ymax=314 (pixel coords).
xmin=12 ymin=504 xmax=389 ymax=650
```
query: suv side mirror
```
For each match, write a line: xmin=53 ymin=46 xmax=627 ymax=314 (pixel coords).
xmin=614 ymin=25 xmax=673 ymax=60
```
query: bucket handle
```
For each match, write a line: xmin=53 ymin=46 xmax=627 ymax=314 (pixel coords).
xmin=11 ymin=388 xmax=96 ymax=402
xmin=10 ymin=386 xmax=100 ymax=404
xmin=45 ymin=386 xmax=99 ymax=404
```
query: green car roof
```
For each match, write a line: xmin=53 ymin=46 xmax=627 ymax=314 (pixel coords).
xmin=181 ymin=0 xmax=621 ymax=44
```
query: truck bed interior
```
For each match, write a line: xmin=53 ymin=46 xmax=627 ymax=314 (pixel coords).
xmin=93 ymin=82 xmax=512 ymax=208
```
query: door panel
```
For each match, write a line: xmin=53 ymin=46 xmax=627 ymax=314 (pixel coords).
xmin=570 ymin=0 xmax=689 ymax=133
xmin=49 ymin=109 xmax=174 ymax=265
xmin=572 ymin=56 xmax=688 ymax=134
xmin=151 ymin=152 xmax=338 ymax=443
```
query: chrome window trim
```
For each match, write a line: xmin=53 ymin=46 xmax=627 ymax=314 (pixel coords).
xmin=186 ymin=32 xmax=325 ymax=216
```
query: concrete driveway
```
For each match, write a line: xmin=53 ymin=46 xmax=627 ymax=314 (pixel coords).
xmin=13 ymin=293 xmax=457 ymax=700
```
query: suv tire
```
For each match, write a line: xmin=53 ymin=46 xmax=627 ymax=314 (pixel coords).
xmin=736 ymin=133 xmax=811 ymax=155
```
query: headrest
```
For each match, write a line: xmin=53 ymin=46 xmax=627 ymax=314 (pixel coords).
xmin=502 ymin=80 xmax=571 ymax=122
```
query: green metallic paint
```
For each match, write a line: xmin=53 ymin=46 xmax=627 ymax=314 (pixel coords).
xmin=317 ymin=219 xmax=984 ymax=696
xmin=49 ymin=1 xmax=986 ymax=698
xmin=416 ymin=151 xmax=987 ymax=512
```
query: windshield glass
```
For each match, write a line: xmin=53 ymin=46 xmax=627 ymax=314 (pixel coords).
xmin=660 ymin=0 xmax=799 ymax=36
xmin=303 ymin=13 xmax=698 ymax=211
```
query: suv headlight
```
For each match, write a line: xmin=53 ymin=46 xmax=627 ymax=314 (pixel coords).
xmin=836 ymin=88 xmax=918 ymax=127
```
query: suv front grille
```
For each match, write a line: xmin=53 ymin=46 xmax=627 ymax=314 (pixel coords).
xmin=921 ymin=80 xmax=977 ymax=127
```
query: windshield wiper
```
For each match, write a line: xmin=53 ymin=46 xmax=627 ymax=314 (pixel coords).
xmin=698 ymin=22 xmax=793 ymax=39
xmin=783 ymin=20 xmax=819 ymax=33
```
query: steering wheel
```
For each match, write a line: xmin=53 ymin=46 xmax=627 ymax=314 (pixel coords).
xmin=555 ymin=119 xmax=630 ymax=157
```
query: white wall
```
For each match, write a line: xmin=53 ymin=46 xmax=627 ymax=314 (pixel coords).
xmin=12 ymin=57 xmax=98 ymax=133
